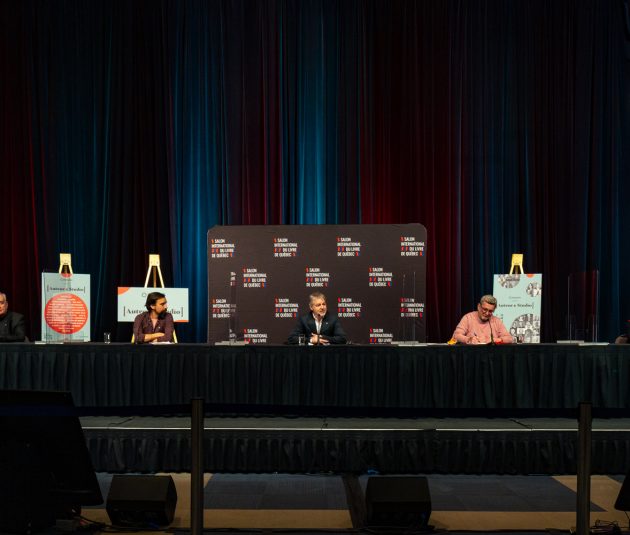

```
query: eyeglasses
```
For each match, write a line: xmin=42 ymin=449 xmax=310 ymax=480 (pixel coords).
xmin=479 ymin=306 xmax=494 ymax=314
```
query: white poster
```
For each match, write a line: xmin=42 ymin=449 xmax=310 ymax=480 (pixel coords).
xmin=493 ymin=273 xmax=542 ymax=343
xmin=117 ymin=287 xmax=189 ymax=322
xmin=41 ymin=272 xmax=91 ymax=342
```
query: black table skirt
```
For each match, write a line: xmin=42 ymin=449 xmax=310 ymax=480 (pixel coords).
xmin=1 ymin=343 xmax=629 ymax=410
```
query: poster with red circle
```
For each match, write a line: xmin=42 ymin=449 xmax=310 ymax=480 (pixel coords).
xmin=41 ymin=273 xmax=91 ymax=342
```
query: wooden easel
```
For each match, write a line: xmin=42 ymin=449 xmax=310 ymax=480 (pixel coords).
xmin=144 ymin=254 xmax=165 ymax=288
xmin=58 ymin=253 xmax=73 ymax=275
xmin=509 ymin=254 xmax=524 ymax=275
xmin=136 ymin=254 xmax=177 ymax=343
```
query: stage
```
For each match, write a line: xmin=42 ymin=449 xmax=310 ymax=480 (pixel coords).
xmin=2 ymin=342 xmax=630 ymax=475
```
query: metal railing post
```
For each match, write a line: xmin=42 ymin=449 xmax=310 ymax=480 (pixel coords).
xmin=576 ymin=402 xmax=592 ymax=535
xmin=191 ymin=398 xmax=204 ymax=535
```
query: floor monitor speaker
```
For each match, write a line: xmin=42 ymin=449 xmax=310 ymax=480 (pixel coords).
xmin=615 ymin=472 xmax=630 ymax=511
xmin=365 ymin=476 xmax=431 ymax=529
xmin=106 ymin=475 xmax=177 ymax=527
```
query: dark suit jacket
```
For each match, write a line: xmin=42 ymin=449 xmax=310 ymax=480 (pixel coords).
xmin=0 ymin=310 xmax=27 ymax=342
xmin=288 ymin=312 xmax=347 ymax=345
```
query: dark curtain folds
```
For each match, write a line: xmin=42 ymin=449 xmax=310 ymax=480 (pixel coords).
xmin=85 ymin=430 xmax=630 ymax=474
xmin=0 ymin=0 xmax=628 ymax=342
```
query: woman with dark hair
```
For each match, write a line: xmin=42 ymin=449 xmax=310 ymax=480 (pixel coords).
xmin=132 ymin=291 xmax=174 ymax=343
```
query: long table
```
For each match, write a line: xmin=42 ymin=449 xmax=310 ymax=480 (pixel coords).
xmin=1 ymin=343 xmax=629 ymax=410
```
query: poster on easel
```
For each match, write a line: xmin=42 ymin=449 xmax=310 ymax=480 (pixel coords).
xmin=493 ymin=273 xmax=542 ymax=343
xmin=116 ymin=287 xmax=189 ymax=322
xmin=41 ymin=272 xmax=91 ymax=342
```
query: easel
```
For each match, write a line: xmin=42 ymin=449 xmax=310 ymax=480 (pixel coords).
xmin=135 ymin=254 xmax=177 ymax=343
xmin=59 ymin=253 xmax=73 ymax=275
xmin=144 ymin=254 xmax=165 ymax=288
xmin=54 ymin=253 xmax=74 ymax=342
xmin=509 ymin=254 xmax=524 ymax=275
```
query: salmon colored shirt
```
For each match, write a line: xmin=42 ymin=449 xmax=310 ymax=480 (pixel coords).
xmin=452 ymin=311 xmax=512 ymax=344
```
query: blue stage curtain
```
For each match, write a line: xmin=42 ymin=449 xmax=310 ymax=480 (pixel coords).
xmin=0 ymin=0 xmax=628 ymax=343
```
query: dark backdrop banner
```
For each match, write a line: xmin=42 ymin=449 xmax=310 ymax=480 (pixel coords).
xmin=207 ymin=224 xmax=426 ymax=344
xmin=0 ymin=0 xmax=629 ymax=343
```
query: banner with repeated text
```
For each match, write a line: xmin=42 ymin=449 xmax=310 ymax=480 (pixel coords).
xmin=207 ymin=224 xmax=427 ymax=345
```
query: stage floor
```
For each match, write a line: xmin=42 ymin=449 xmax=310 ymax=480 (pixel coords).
xmin=81 ymin=472 xmax=630 ymax=533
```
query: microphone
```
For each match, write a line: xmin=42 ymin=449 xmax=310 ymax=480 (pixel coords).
xmin=489 ymin=321 xmax=495 ymax=345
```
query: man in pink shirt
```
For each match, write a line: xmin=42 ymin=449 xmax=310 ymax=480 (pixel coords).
xmin=452 ymin=295 xmax=513 ymax=344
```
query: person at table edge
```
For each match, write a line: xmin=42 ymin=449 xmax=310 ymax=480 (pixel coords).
xmin=0 ymin=290 xmax=27 ymax=342
xmin=452 ymin=294 xmax=512 ymax=344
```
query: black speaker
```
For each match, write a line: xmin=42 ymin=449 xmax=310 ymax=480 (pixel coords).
xmin=106 ymin=475 xmax=177 ymax=527
xmin=615 ymin=472 xmax=630 ymax=511
xmin=365 ymin=476 xmax=431 ymax=528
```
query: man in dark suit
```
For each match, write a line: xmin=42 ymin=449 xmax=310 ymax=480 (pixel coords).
xmin=0 ymin=291 xmax=27 ymax=342
xmin=288 ymin=291 xmax=347 ymax=345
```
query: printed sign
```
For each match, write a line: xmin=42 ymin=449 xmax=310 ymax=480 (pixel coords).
xmin=117 ymin=287 xmax=190 ymax=322
xmin=493 ymin=273 xmax=543 ymax=343
xmin=41 ymin=272 xmax=91 ymax=342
